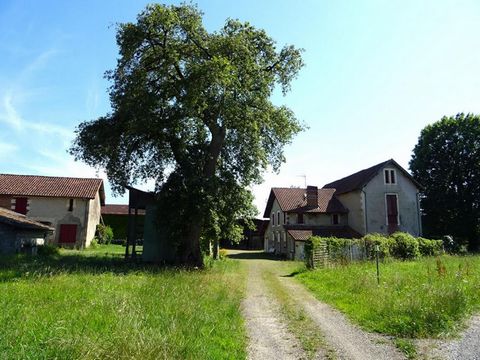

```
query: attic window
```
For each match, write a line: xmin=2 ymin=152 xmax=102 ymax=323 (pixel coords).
xmin=384 ymin=169 xmax=396 ymax=184
xmin=271 ymin=212 xmax=275 ymax=226
xmin=68 ymin=199 xmax=74 ymax=212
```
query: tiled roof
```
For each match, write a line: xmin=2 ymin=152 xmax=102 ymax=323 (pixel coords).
xmin=101 ymin=204 xmax=146 ymax=215
xmin=0 ymin=174 xmax=105 ymax=205
xmin=263 ymin=187 xmax=347 ymax=218
xmin=0 ymin=207 xmax=54 ymax=231
xmin=286 ymin=226 xmax=362 ymax=241
xmin=323 ymin=160 xmax=390 ymax=195
xmin=322 ymin=159 xmax=423 ymax=195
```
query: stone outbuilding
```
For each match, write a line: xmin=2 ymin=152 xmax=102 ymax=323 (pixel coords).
xmin=0 ymin=207 xmax=54 ymax=255
xmin=0 ymin=174 xmax=105 ymax=248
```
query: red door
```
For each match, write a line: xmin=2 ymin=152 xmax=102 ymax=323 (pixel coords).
xmin=59 ymin=224 xmax=77 ymax=243
xmin=386 ymin=194 xmax=399 ymax=234
xmin=14 ymin=197 xmax=28 ymax=215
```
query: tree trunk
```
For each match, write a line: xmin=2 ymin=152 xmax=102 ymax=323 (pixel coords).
xmin=178 ymin=219 xmax=203 ymax=267
xmin=176 ymin=123 xmax=226 ymax=267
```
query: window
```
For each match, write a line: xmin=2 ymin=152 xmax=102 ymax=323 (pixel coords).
xmin=283 ymin=232 xmax=287 ymax=248
xmin=384 ymin=169 xmax=397 ymax=184
xmin=283 ymin=212 xmax=287 ymax=225
xmin=68 ymin=199 xmax=74 ymax=212
xmin=277 ymin=211 xmax=280 ymax=226
xmin=297 ymin=213 xmax=304 ymax=224
xmin=271 ymin=212 xmax=275 ymax=226
xmin=332 ymin=214 xmax=339 ymax=225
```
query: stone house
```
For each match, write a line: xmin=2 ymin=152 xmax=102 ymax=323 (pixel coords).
xmin=0 ymin=174 xmax=105 ymax=248
xmin=0 ymin=207 xmax=54 ymax=255
xmin=263 ymin=159 xmax=422 ymax=260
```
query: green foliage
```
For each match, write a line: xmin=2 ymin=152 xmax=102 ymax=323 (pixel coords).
xmin=0 ymin=248 xmax=247 ymax=359
xmin=417 ymin=237 xmax=443 ymax=256
xmin=395 ymin=339 xmax=417 ymax=359
xmin=90 ymin=238 xmax=99 ymax=248
xmin=304 ymin=236 xmax=324 ymax=269
xmin=410 ymin=113 xmax=480 ymax=250
xmin=70 ymin=3 xmax=304 ymax=266
xmin=37 ymin=244 xmax=60 ymax=256
xmin=297 ymin=255 xmax=480 ymax=338
xmin=390 ymin=232 xmax=420 ymax=260
xmin=95 ymin=224 xmax=114 ymax=244
xmin=362 ymin=233 xmax=394 ymax=260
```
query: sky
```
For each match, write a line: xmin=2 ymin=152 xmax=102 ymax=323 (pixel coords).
xmin=1 ymin=0 xmax=480 ymax=216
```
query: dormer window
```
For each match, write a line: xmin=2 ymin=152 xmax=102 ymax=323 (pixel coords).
xmin=384 ymin=169 xmax=396 ymax=184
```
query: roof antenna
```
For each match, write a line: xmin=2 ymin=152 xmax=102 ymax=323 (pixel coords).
xmin=297 ymin=174 xmax=306 ymax=188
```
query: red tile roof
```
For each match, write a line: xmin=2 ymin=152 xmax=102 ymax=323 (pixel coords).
xmin=0 ymin=174 xmax=105 ymax=205
xmin=286 ymin=226 xmax=361 ymax=241
xmin=323 ymin=159 xmax=423 ymax=195
xmin=263 ymin=187 xmax=347 ymax=218
xmin=0 ymin=207 xmax=54 ymax=231
xmin=101 ymin=204 xmax=145 ymax=215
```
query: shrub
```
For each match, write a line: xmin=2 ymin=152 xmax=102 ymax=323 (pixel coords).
xmin=362 ymin=233 xmax=394 ymax=259
xmin=90 ymin=238 xmax=99 ymax=248
xmin=417 ymin=237 xmax=443 ymax=256
xmin=391 ymin=232 xmax=420 ymax=260
xmin=37 ymin=244 xmax=59 ymax=256
xmin=96 ymin=224 xmax=114 ymax=244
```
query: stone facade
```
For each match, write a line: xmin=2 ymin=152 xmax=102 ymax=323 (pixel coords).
xmin=0 ymin=194 xmax=102 ymax=248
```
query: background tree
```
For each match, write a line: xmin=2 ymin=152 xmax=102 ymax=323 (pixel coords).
xmin=410 ymin=113 xmax=480 ymax=250
xmin=70 ymin=4 xmax=304 ymax=266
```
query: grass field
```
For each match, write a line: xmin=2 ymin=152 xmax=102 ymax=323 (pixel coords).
xmin=0 ymin=245 xmax=247 ymax=359
xmin=296 ymin=255 xmax=480 ymax=338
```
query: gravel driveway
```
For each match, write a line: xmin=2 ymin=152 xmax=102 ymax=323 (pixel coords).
xmin=234 ymin=250 xmax=405 ymax=360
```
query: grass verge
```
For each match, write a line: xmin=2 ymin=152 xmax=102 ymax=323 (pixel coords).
xmin=262 ymin=262 xmax=335 ymax=359
xmin=0 ymin=247 xmax=247 ymax=359
xmin=296 ymin=255 xmax=480 ymax=338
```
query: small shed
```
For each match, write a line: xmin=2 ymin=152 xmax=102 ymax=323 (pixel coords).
xmin=125 ymin=187 xmax=175 ymax=263
xmin=0 ymin=207 xmax=54 ymax=255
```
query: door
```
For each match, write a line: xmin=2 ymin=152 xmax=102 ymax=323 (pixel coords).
xmin=386 ymin=194 xmax=399 ymax=234
xmin=59 ymin=224 xmax=77 ymax=244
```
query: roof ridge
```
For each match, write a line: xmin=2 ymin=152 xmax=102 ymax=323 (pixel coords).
xmin=0 ymin=173 xmax=103 ymax=181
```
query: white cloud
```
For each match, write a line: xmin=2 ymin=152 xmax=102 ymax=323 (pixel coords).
xmin=0 ymin=94 xmax=22 ymax=129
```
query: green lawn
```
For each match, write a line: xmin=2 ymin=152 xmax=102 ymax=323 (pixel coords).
xmin=0 ymin=245 xmax=247 ymax=359
xmin=296 ymin=255 xmax=480 ymax=338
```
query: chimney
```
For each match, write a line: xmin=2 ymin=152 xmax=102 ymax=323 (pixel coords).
xmin=306 ymin=185 xmax=318 ymax=207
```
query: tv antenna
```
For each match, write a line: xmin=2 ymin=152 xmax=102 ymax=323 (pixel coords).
xmin=297 ymin=174 xmax=307 ymax=188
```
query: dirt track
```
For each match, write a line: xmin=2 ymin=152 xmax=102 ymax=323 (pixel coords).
xmin=234 ymin=250 xmax=405 ymax=360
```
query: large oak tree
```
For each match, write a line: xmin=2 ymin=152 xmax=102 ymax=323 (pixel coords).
xmin=410 ymin=113 xmax=480 ymax=250
xmin=70 ymin=4 xmax=304 ymax=265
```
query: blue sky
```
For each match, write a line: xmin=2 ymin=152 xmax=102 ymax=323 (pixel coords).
xmin=1 ymin=0 xmax=479 ymax=215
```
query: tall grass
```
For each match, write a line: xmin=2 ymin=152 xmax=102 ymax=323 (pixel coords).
xmin=296 ymin=255 xmax=480 ymax=338
xmin=0 ymin=247 xmax=247 ymax=359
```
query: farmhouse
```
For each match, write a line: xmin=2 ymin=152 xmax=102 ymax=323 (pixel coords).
xmin=0 ymin=174 xmax=105 ymax=248
xmin=264 ymin=159 xmax=423 ymax=259
xmin=0 ymin=207 xmax=54 ymax=254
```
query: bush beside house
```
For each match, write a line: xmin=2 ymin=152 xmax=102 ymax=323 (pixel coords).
xmin=305 ymin=232 xmax=444 ymax=268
